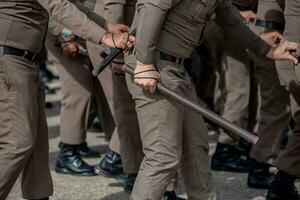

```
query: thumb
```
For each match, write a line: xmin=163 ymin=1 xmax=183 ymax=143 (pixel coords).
xmin=77 ymin=43 xmax=87 ymax=52
xmin=287 ymin=54 xmax=299 ymax=65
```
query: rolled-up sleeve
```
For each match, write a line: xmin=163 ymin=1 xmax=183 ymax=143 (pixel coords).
xmin=38 ymin=0 xmax=107 ymax=44
xmin=136 ymin=0 xmax=180 ymax=64
xmin=215 ymin=0 xmax=271 ymax=56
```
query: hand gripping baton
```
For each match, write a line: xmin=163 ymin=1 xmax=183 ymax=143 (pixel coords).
xmin=92 ymin=29 xmax=137 ymax=77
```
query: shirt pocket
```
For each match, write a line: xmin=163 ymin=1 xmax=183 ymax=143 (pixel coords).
xmin=177 ymin=0 xmax=218 ymax=23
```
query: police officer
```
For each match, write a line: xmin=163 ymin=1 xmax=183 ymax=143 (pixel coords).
xmin=210 ymin=1 xmax=258 ymax=173
xmin=86 ymin=0 xmax=143 ymax=181
xmin=246 ymin=0 xmax=291 ymax=189
xmin=0 ymin=0 xmax=133 ymax=199
xmin=266 ymin=0 xmax=300 ymax=198
xmin=125 ymin=0 xmax=298 ymax=199
xmin=87 ymin=1 xmax=183 ymax=199
xmin=46 ymin=17 xmax=121 ymax=176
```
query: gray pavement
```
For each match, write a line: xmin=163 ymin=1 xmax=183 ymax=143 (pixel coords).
xmin=6 ymin=66 xmax=300 ymax=200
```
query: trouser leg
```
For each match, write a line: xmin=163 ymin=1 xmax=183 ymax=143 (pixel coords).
xmin=113 ymin=74 xmax=143 ymax=174
xmin=0 ymin=51 xmax=52 ymax=199
xmin=274 ymin=0 xmax=300 ymax=178
xmin=126 ymin=55 xmax=214 ymax=200
xmin=181 ymin=84 xmax=215 ymax=200
xmin=46 ymin=39 xmax=94 ymax=145
xmin=250 ymin=58 xmax=291 ymax=164
xmin=218 ymin=41 xmax=251 ymax=144
xmin=21 ymin=81 xmax=53 ymax=199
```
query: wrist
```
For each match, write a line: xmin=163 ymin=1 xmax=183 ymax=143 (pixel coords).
xmin=266 ymin=48 xmax=275 ymax=60
xmin=100 ymin=32 xmax=109 ymax=44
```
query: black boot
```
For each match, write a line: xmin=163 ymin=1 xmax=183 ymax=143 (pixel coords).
xmin=163 ymin=191 xmax=186 ymax=200
xmin=44 ymin=85 xmax=56 ymax=95
xmin=247 ymin=160 xmax=274 ymax=189
xmin=39 ymin=66 xmax=58 ymax=83
xmin=94 ymin=149 xmax=124 ymax=177
xmin=237 ymin=138 xmax=252 ymax=156
xmin=116 ymin=173 xmax=137 ymax=194
xmin=55 ymin=142 xmax=96 ymax=176
xmin=211 ymin=143 xmax=250 ymax=173
xmin=88 ymin=118 xmax=103 ymax=133
xmin=77 ymin=142 xmax=101 ymax=158
xmin=266 ymin=171 xmax=299 ymax=200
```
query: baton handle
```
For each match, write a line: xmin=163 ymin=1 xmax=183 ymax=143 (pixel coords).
xmin=123 ymin=64 xmax=258 ymax=144
xmin=92 ymin=29 xmax=137 ymax=77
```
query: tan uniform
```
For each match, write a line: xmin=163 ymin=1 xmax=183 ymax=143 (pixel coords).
xmin=46 ymin=0 xmax=118 ymax=151
xmin=127 ymin=0 xmax=271 ymax=199
xmin=274 ymin=0 xmax=300 ymax=178
xmin=212 ymin=0 xmax=258 ymax=145
xmin=248 ymin=0 xmax=291 ymax=164
xmin=87 ymin=0 xmax=144 ymax=174
xmin=0 ymin=0 xmax=107 ymax=198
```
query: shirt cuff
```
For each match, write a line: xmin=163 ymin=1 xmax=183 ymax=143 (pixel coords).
xmin=88 ymin=23 xmax=108 ymax=44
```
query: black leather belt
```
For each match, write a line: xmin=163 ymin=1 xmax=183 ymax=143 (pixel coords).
xmin=159 ymin=52 xmax=185 ymax=66
xmin=232 ymin=3 xmax=252 ymax=11
xmin=253 ymin=18 xmax=285 ymax=32
xmin=1 ymin=46 xmax=37 ymax=62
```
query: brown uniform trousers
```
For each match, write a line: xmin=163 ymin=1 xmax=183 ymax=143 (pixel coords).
xmin=45 ymin=33 xmax=119 ymax=151
xmin=214 ymin=31 xmax=257 ymax=144
xmin=125 ymin=54 xmax=215 ymax=200
xmin=86 ymin=0 xmax=144 ymax=174
xmin=0 ymin=46 xmax=53 ymax=199
xmin=248 ymin=0 xmax=291 ymax=164
xmin=275 ymin=0 xmax=300 ymax=178
xmin=0 ymin=0 xmax=109 ymax=198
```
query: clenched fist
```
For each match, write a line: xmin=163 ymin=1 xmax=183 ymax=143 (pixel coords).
xmin=101 ymin=32 xmax=135 ymax=51
xmin=134 ymin=61 xmax=160 ymax=94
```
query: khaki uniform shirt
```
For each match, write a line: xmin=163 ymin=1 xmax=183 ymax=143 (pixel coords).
xmin=133 ymin=0 xmax=271 ymax=64
xmin=0 ymin=0 xmax=107 ymax=53
xmin=103 ymin=0 xmax=137 ymax=25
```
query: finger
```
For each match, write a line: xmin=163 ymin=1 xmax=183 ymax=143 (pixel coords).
xmin=77 ymin=44 xmax=87 ymax=52
xmin=285 ymin=42 xmax=299 ymax=51
xmin=119 ymin=24 xmax=129 ymax=32
xmin=286 ymin=54 xmax=299 ymax=65
xmin=276 ymin=33 xmax=283 ymax=40
xmin=128 ymin=35 xmax=135 ymax=43
xmin=149 ymin=84 xmax=157 ymax=94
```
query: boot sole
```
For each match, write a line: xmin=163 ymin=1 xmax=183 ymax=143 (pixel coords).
xmin=94 ymin=167 xmax=115 ymax=178
xmin=247 ymin=181 xmax=270 ymax=190
xmin=55 ymin=166 xmax=96 ymax=176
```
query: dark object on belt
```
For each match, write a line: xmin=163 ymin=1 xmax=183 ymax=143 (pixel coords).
xmin=159 ymin=51 xmax=185 ymax=66
xmin=2 ymin=45 xmax=37 ymax=62
xmin=92 ymin=28 xmax=137 ymax=77
xmin=251 ymin=18 xmax=285 ymax=32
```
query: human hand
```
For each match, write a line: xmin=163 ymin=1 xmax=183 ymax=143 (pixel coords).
xmin=134 ymin=61 xmax=160 ymax=94
xmin=100 ymin=32 xmax=135 ymax=51
xmin=260 ymin=31 xmax=283 ymax=48
xmin=61 ymin=41 xmax=86 ymax=57
xmin=105 ymin=21 xmax=129 ymax=33
xmin=266 ymin=40 xmax=299 ymax=65
xmin=240 ymin=10 xmax=256 ymax=22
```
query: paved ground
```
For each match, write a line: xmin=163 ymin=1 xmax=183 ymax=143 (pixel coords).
xmin=6 ymin=64 xmax=300 ymax=200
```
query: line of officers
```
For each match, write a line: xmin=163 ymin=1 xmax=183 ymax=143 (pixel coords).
xmin=0 ymin=0 xmax=299 ymax=200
